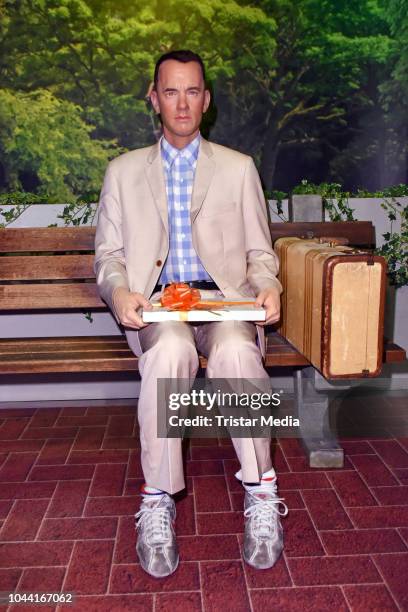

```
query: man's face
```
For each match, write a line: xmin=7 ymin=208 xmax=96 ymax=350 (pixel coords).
xmin=150 ymin=59 xmax=210 ymax=148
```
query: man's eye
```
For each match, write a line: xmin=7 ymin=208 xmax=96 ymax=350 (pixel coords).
xmin=165 ymin=91 xmax=176 ymax=97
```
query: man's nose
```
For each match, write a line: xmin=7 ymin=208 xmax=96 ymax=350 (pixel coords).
xmin=177 ymin=92 xmax=188 ymax=110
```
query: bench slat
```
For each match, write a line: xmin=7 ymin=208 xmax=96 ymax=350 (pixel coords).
xmin=0 ymin=334 xmax=311 ymax=373
xmin=0 ymin=337 xmax=128 ymax=354
xmin=0 ymin=350 xmax=139 ymax=373
xmin=0 ymin=335 xmax=126 ymax=344
xmin=0 ymin=283 xmax=104 ymax=309
xmin=0 ymin=255 xmax=95 ymax=280
xmin=1 ymin=224 xmax=375 ymax=254
xmin=383 ymin=342 xmax=407 ymax=363
xmin=0 ymin=338 xmax=128 ymax=354
xmin=0 ymin=227 xmax=95 ymax=252
xmin=0 ymin=335 xmax=403 ymax=374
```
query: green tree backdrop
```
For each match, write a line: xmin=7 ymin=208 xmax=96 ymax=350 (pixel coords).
xmin=0 ymin=0 xmax=407 ymax=199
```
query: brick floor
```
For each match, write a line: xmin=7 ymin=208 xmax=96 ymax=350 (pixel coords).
xmin=0 ymin=402 xmax=407 ymax=611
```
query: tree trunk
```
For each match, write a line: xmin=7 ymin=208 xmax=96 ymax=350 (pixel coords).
xmin=260 ymin=118 xmax=281 ymax=191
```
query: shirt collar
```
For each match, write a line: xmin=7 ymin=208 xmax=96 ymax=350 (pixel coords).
xmin=161 ymin=133 xmax=201 ymax=171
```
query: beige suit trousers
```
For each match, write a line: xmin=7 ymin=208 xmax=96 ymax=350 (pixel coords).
xmin=132 ymin=293 xmax=273 ymax=494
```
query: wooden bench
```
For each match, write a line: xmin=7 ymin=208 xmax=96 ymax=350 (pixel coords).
xmin=0 ymin=222 xmax=405 ymax=466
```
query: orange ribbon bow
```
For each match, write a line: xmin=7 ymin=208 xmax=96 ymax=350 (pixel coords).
xmin=160 ymin=283 xmax=201 ymax=311
xmin=159 ymin=282 xmax=256 ymax=311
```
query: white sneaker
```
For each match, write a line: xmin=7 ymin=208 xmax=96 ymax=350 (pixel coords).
xmin=135 ymin=493 xmax=179 ymax=578
xmin=243 ymin=481 xmax=288 ymax=569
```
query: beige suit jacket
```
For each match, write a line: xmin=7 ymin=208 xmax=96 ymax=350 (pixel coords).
xmin=94 ymin=137 xmax=282 ymax=356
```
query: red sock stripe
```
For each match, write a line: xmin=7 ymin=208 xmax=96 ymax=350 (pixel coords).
xmin=141 ymin=483 xmax=165 ymax=495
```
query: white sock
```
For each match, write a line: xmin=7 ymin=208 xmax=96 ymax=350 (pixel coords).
xmin=141 ymin=484 xmax=166 ymax=496
xmin=260 ymin=467 xmax=277 ymax=483
xmin=235 ymin=467 xmax=277 ymax=490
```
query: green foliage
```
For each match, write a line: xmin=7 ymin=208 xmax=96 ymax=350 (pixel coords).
xmin=0 ymin=192 xmax=47 ymax=206
xmin=0 ymin=205 xmax=26 ymax=228
xmin=292 ymin=180 xmax=356 ymax=221
xmin=292 ymin=180 xmax=321 ymax=196
xmin=83 ymin=311 xmax=94 ymax=323
xmin=265 ymin=189 xmax=288 ymax=220
xmin=356 ymin=185 xmax=408 ymax=198
xmin=383 ymin=0 xmax=408 ymax=94
xmin=291 ymin=178 xmax=408 ymax=285
xmin=0 ymin=191 xmax=47 ymax=227
xmin=376 ymin=197 xmax=408 ymax=287
xmin=320 ymin=184 xmax=355 ymax=223
xmin=0 ymin=0 xmax=275 ymax=146
xmin=269 ymin=182 xmax=408 ymax=201
xmin=0 ymin=88 xmax=116 ymax=201
xmin=1 ymin=0 xmax=402 ymax=195
xmin=0 ymin=191 xmax=98 ymax=227
xmin=213 ymin=0 xmax=396 ymax=188
xmin=0 ymin=0 xmax=406 ymax=196
xmin=58 ymin=201 xmax=97 ymax=226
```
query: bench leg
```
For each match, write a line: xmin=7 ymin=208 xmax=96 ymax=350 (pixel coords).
xmin=294 ymin=367 xmax=344 ymax=468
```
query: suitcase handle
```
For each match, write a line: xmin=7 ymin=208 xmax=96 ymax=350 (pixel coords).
xmin=300 ymin=232 xmax=349 ymax=247
xmin=317 ymin=236 xmax=350 ymax=247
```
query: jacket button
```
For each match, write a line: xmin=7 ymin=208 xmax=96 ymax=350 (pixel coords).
xmin=156 ymin=260 xmax=162 ymax=266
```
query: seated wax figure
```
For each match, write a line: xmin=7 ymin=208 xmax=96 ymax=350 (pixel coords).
xmin=94 ymin=49 xmax=288 ymax=578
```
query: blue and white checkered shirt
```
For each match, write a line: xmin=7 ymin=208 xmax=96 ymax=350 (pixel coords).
xmin=159 ymin=134 xmax=212 ymax=284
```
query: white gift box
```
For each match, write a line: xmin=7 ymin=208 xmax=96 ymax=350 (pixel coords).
xmin=142 ymin=298 xmax=266 ymax=323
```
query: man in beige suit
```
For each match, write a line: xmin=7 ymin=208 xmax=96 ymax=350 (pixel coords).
xmin=94 ymin=50 xmax=288 ymax=578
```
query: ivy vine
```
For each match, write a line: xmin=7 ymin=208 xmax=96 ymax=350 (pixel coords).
xmin=292 ymin=180 xmax=356 ymax=221
xmin=376 ymin=197 xmax=408 ymax=288
xmin=0 ymin=191 xmax=98 ymax=228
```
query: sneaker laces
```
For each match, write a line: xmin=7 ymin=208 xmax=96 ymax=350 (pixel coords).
xmin=244 ymin=485 xmax=288 ymax=538
xmin=135 ymin=495 xmax=173 ymax=546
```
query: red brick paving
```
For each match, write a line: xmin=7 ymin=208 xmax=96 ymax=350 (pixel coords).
xmin=251 ymin=586 xmax=349 ymax=611
xmin=343 ymin=584 xmax=399 ymax=611
xmin=0 ymin=403 xmax=406 ymax=611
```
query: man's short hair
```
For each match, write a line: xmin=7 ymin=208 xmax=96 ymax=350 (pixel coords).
xmin=153 ymin=50 xmax=206 ymax=89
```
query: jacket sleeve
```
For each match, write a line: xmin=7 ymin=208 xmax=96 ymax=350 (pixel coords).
xmin=93 ymin=162 xmax=130 ymax=325
xmin=242 ymin=156 xmax=283 ymax=295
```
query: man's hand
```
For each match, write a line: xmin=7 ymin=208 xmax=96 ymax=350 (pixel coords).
xmin=255 ymin=287 xmax=281 ymax=326
xmin=113 ymin=287 xmax=153 ymax=330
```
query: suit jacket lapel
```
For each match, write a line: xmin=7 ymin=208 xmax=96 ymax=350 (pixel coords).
xmin=144 ymin=137 xmax=215 ymax=230
xmin=190 ymin=138 xmax=215 ymax=223
xmin=145 ymin=142 xmax=168 ymax=233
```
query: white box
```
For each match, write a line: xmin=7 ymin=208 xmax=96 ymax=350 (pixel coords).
xmin=142 ymin=299 xmax=266 ymax=322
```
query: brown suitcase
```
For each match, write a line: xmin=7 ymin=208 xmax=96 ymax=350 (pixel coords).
xmin=275 ymin=237 xmax=386 ymax=379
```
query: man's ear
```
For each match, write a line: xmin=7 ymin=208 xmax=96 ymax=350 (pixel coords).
xmin=150 ymin=88 xmax=160 ymax=114
xmin=203 ymin=89 xmax=211 ymax=113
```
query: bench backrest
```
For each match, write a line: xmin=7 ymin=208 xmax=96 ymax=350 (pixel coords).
xmin=0 ymin=227 xmax=101 ymax=310
xmin=269 ymin=221 xmax=375 ymax=247
xmin=0 ymin=221 xmax=376 ymax=311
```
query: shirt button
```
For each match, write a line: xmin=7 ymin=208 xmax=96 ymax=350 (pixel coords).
xmin=180 ymin=178 xmax=184 ymax=183
xmin=183 ymin=260 xmax=187 ymax=264
xmin=180 ymin=207 xmax=184 ymax=211
xmin=156 ymin=260 xmax=162 ymax=267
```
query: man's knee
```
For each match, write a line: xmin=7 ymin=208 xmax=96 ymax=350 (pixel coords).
xmin=144 ymin=323 xmax=199 ymax=367
xmin=208 ymin=324 xmax=258 ymax=360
